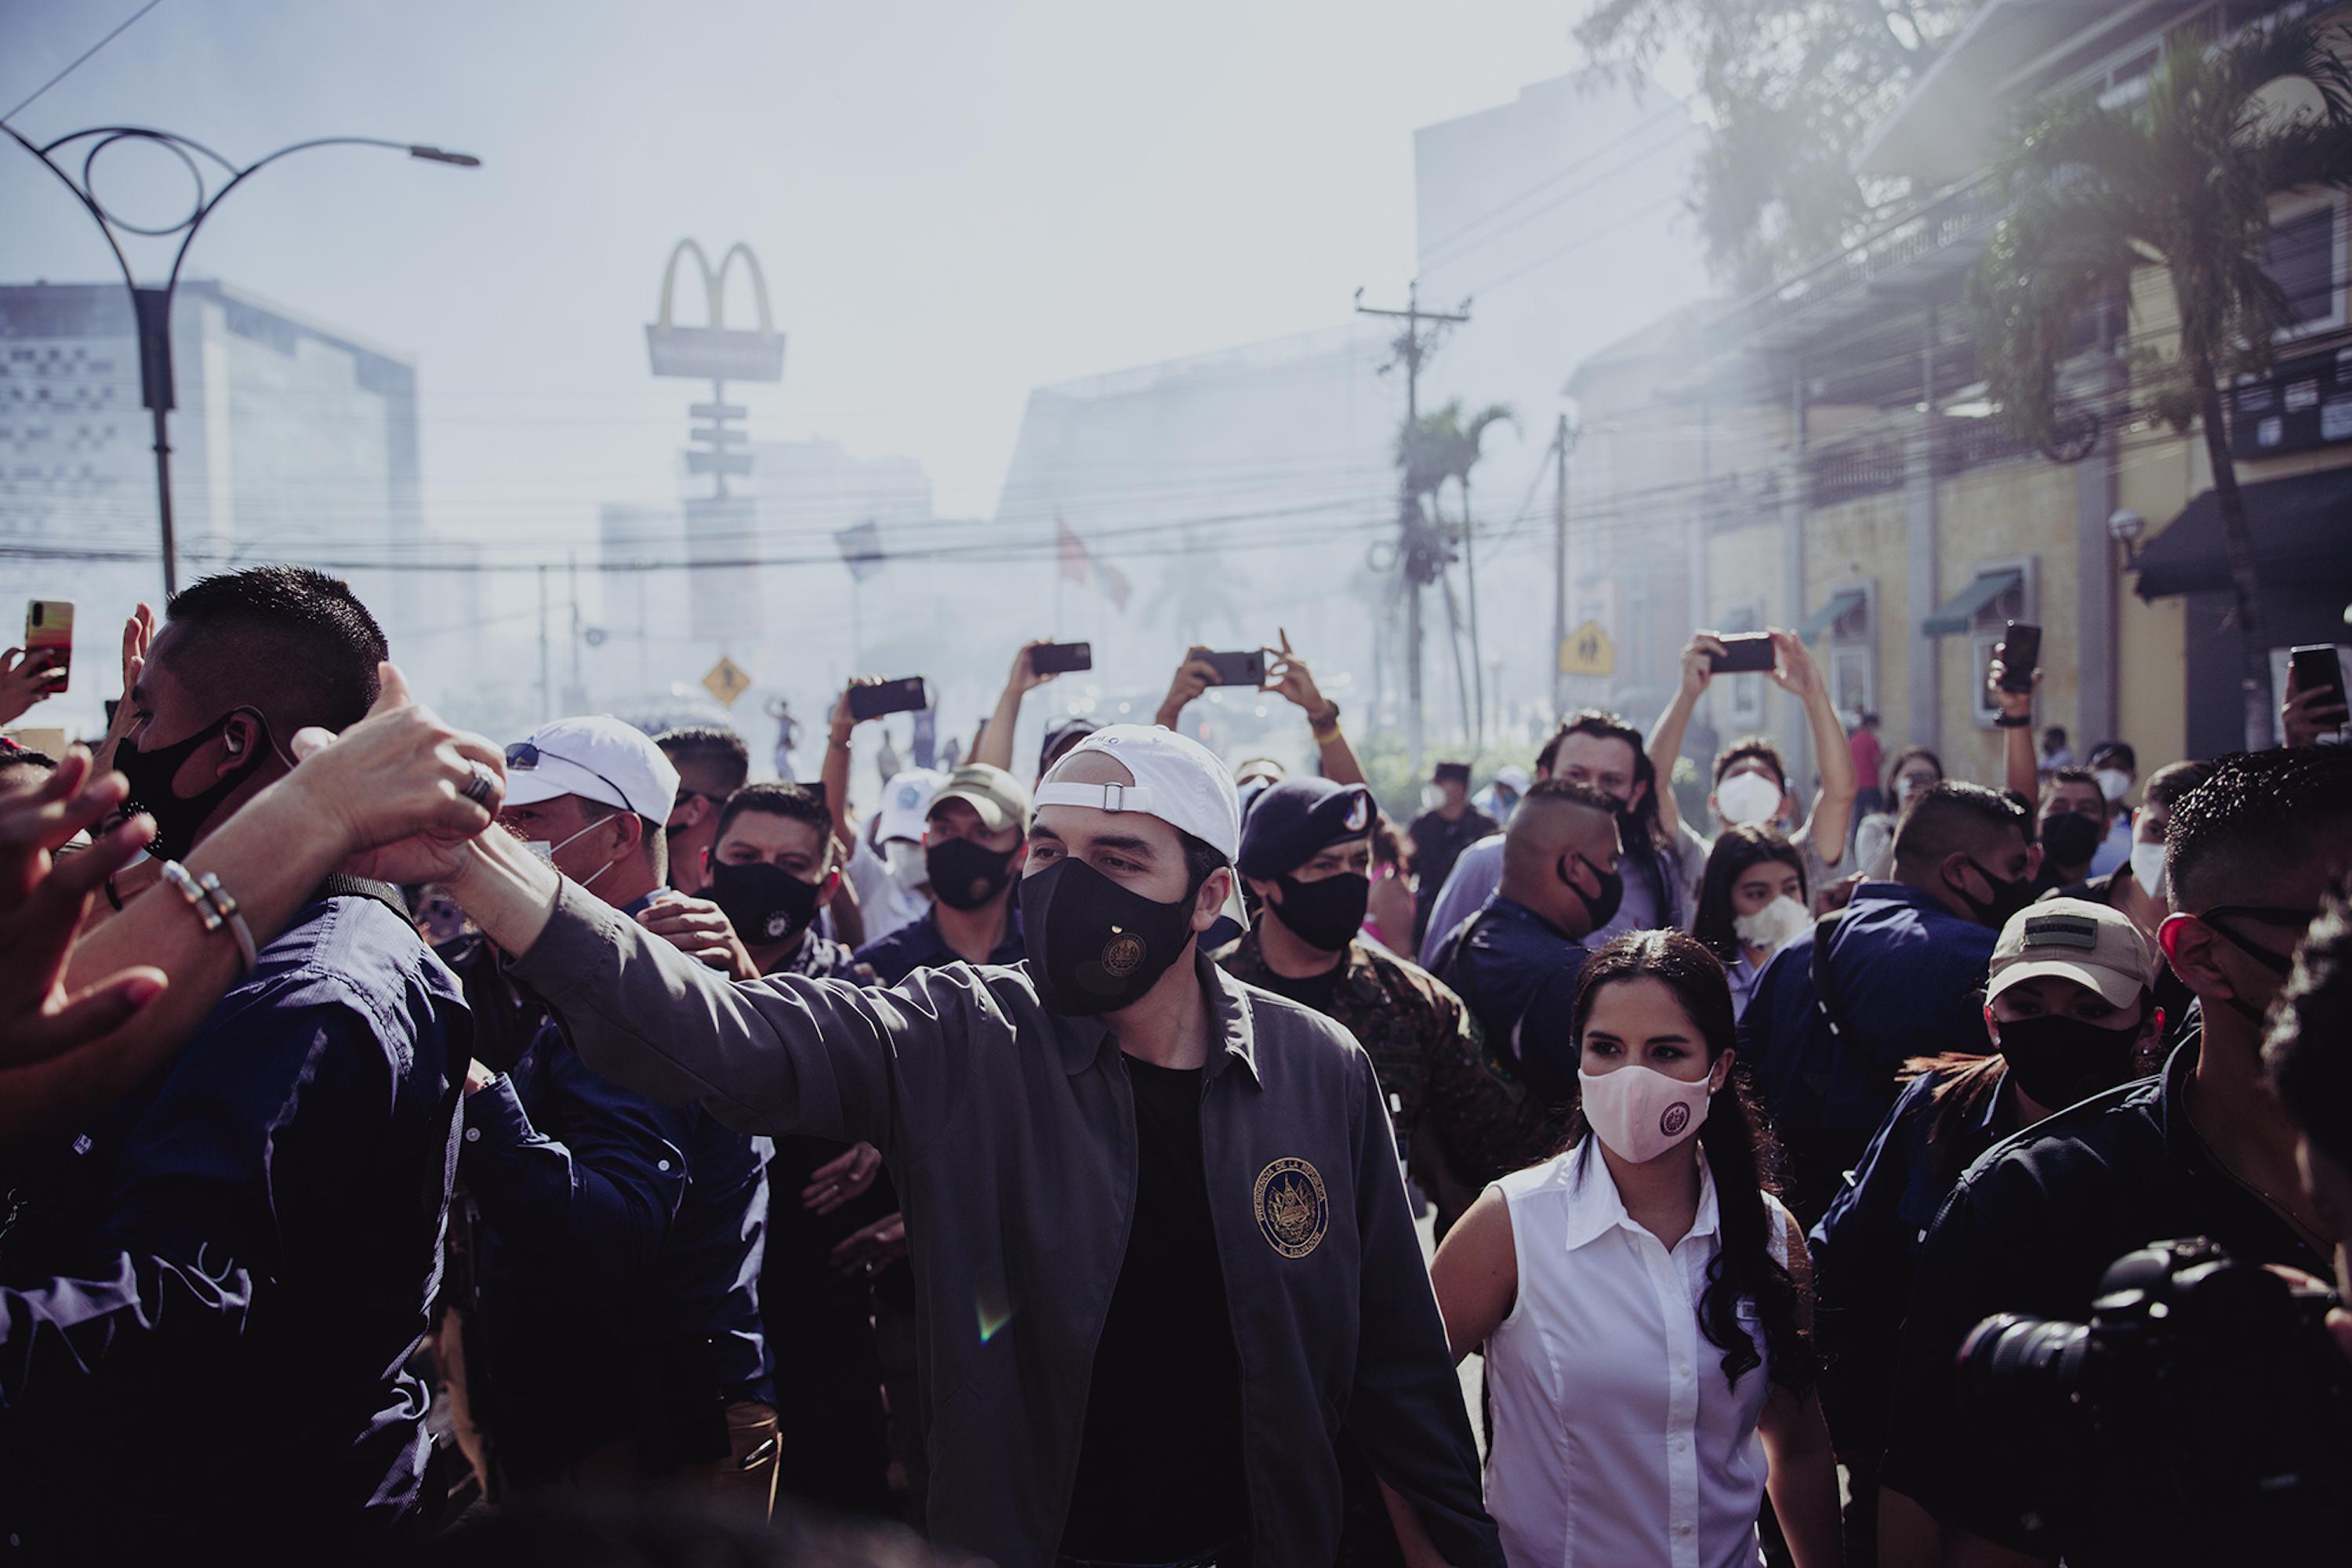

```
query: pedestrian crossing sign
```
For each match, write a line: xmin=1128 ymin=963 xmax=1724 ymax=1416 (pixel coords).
xmin=1559 ymin=621 xmax=1614 ymax=677
xmin=702 ymin=655 xmax=753 ymax=707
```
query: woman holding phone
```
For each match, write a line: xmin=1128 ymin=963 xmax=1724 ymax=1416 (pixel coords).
xmin=1389 ymin=931 xmax=1841 ymax=1567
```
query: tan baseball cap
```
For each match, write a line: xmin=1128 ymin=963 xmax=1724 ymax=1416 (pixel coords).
xmin=1987 ymin=898 xmax=2157 ymax=1011
xmin=927 ymin=764 xmax=1033 ymax=836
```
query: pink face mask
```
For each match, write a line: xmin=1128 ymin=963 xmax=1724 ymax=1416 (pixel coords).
xmin=1577 ymin=1062 xmax=1715 ymax=1163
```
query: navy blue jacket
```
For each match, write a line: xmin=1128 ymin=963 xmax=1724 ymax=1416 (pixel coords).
xmin=0 ymin=887 xmax=468 ymax=1555
xmin=1735 ymin=881 xmax=1996 ymax=1225
xmin=1432 ymin=894 xmax=1591 ymax=1108
xmin=464 ymin=979 xmax=771 ymax=1484
xmin=854 ymin=904 xmax=1025 ymax=986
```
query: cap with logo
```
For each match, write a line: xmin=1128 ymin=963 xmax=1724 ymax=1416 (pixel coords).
xmin=1033 ymin=723 xmax=1248 ymax=931
xmin=1987 ymin=897 xmax=2157 ymax=1011
xmin=1237 ymin=778 xmax=1380 ymax=880
xmin=877 ymin=768 xmax=947 ymax=846
xmin=927 ymin=764 xmax=1033 ymax=837
xmin=504 ymin=716 xmax=681 ymax=822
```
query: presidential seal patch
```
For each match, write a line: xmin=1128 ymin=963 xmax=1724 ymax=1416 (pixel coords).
xmin=1100 ymin=931 xmax=1145 ymax=977
xmin=1661 ymin=1101 xmax=1690 ymax=1138
xmin=1254 ymin=1157 xmax=1329 ymax=1258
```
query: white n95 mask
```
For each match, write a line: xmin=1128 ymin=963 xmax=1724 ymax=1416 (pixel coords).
xmin=1715 ymin=770 xmax=1784 ymax=827
xmin=1734 ymin=894 xmax=1810 ymax=956
xmin=1578 ymin=1062 xmax=1715 ymax=1164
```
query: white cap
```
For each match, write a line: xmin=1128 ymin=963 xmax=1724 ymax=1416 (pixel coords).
xmin=505 ymin=716 xmax=681 ymax=822
xmin=876 ymin=768 xmax=946 ymax=845
xmin=1037 ymin=724 xmax=1242 ymax=860
xmin=1496 ymin=764 xmax=1532 ymax=792
xmin=1036 ymin=724 xmax=1248 ymax=933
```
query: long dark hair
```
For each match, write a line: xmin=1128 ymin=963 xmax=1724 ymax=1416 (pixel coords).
xmin=1550 ymin=709 xmax=1672 ymax=854
xmin=1568 ymin=931 xmax=1815 ymax=1392
xmin=1692 ymin=825 xmax=1808 ymax=968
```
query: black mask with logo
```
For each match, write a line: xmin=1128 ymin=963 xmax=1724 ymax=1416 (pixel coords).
xmin=1018 ymin=855 xmax=1199 ymax=1015
xmin=707 ymin=860 xmax=824 ymax=949
xmin=2038 ymin=811 xmax=2103 ymax=869
xmin=1272 ymin=870 xmax=1370 ymax=953
xmin=114 ymin=706 xmax=272 ymax=862
xmin=1995 ymin=1012 xmax=2141 ymax=1111
xmin=927 ymin=836 xmax=1018 ymax=912
xmin=1560 ymin=854 xmax=1625 ymax=936
xmin=1950 ymin=857 xmax=2036 ymax=929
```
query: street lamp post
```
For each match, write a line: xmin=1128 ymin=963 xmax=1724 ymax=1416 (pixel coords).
xmin=2 ymin=124 xmax=479 ymax=594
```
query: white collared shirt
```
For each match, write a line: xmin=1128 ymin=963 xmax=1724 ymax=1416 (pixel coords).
xmin=1483 ymin=1142 xmax=1792 ymax=1568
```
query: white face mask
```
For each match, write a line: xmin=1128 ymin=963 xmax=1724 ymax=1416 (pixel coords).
xmin=1896 ymin=771 xmax=1936 ymax=804
xmin=1420 ymin=783 xmax=1447 ymax=811
xmin=884 ymin=839 xmax=930 ymax=894
xmin=1715 ymin=770 xmax=1784 ymax=827
xmin=1577 ymin=1062 xmax=1716 ymax=1164
xmin=1733 ymin=893 xmax=1810 ymax=956
xmin=2129 ymin=840 xmax=2169 ymax=902
xmin=525 ymin=817 xmax=620 ymax=889
xmin=2094 ymin=768 xmax=2132 ymax=804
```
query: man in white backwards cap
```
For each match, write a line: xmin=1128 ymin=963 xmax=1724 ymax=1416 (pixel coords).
xmin=421 ymin=722 xmax=1502 ymax=1568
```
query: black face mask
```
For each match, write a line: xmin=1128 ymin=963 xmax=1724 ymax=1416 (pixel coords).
xmin=115 ymin=707 xmax=270 ymax=862
xmin=1950 ymin=858 xmax=2035 ymax=929
xmin=708 ymin=860 xmax=824 ymax=949
xmin=1018 ymin=855 xmax=1199 ymax=1016
xmin=1995 ymin=1012 xmax=2142 ymax=1111
xmin=1272 ymin=870 xmax=1370 ymax=953
xmin=927 ymin=835 xmax=1018 ymax=912
xmin=2201 ymin=913 xmax=2300 ymax=1026
xmin=1560 ymin=855 xmax=1625 ymax=936
xmin=2038 ymin=811 xmax=2103 ymax=869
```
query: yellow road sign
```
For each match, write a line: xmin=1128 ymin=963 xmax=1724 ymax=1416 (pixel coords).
xmin=1558 ymin=620 xmax=1615 ymax=678
xmin=702 ymin=655 xmax=753 ymax=707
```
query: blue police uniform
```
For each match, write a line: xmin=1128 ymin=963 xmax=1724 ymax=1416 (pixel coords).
xmin=0 ymin=884 xmax=468 ymax=1556
xmin=855 ymin=905 xmax=1025 ymax=985
xmin=1735 ymin=881 xmax=1997 ymax=1225
xmin=1432 ymin=893 xmax=1592 ymax=1107
xmin=463 ymin=894 xmax=771 ymax=1487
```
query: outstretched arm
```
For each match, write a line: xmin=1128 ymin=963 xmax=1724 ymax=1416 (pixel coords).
xmin=1774 ymin=630 xmax=1857 ymax=863
xmin=1648 ymin=634 xmax=1722 ymax=843
xmin=1988 ymin=641 xmax=2040 ymax=800
xmin=1263 ymin=630 xmax=1365 ymax=786
xmin=974 ymin=641 xmax=1054 ymax=774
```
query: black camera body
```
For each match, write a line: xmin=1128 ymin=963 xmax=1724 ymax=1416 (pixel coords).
xmin=1960 ymin=1237 xmax=2352 ymax=1563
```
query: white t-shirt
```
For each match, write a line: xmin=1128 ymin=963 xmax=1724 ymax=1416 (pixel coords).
xmin=1485 ymin=1143 xmax=1794 ymax=1568
xmin=843 ymin=833 xmax=931 ymax=947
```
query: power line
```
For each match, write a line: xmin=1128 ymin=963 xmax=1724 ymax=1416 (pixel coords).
xmin=1 ymin=0 xmax=167 ymax=123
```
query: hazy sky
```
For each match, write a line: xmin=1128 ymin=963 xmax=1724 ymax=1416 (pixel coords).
xmin=3 ymin=0 xmax=1696 ymax=547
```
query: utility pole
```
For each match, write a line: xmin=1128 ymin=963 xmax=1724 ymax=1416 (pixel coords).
xmin=537 ymin=563 xmax=552 ymax=720
xmin=1357 ymin=281 xmax=1469 ymax=775
xmin=567 ymin=549 xmax=585 ymax=710
xmin=1552 ymin=412 xmax=1573 ymax=718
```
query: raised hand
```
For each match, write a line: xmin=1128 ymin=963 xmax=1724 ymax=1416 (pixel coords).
xmin=1767 ymin=628 xmax=1823 ymax=700
xmin=1263 ymin=629 xmax=1334 ymax=723
xmin=0 ymin=749 xmax=166 ymax=1066
xmin=1679 ymin=633 xmax=1726 ymax=702
xmin=285 ymin=663 xmax=505 ymax=884
xmin=1156 ymin=646 xmax=1220 ymax=728
xmin=0 ymin=646 xmax=63 ymax=727
xmin=637 ymin=893 xmax=757 ymax=980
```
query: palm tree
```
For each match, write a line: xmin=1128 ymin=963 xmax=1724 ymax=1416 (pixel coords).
xmin=1969 ymin=14 xmax=2352 ymax=751
xmin=1394 ymin=398 xmax=1518 ymax=742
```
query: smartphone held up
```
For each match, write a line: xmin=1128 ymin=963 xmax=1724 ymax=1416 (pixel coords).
xmin=24 ymin=601 xmax=71 ymax=695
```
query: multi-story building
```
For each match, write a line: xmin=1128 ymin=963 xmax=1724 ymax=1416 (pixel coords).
xmin=0 ymin=279 xmax=427 ymax=730
xmin=1565 ymin=0 xmax=2352 ymax=793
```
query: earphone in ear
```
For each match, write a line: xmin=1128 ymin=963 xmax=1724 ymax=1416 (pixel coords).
xmin=223 ymin=731 xmax=245 ymax=755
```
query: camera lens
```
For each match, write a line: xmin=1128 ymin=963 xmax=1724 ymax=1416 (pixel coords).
xmin=1959 ymin=1312 xmax=2091 ymax=1427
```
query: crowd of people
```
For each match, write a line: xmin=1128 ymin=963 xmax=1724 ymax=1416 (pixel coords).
xmin=4 ymin=567 xmax=2351 ymax=1568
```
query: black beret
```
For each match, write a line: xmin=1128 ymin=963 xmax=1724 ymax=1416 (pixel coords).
xmin=1237 ymin=777 xmax=1379 ymax=880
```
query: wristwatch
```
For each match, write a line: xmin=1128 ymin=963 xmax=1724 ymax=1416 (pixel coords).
xmin=1312 ymin=699 xmax=1342 ymax=740
xmin=1994 ymin=711 xmax=2032 ymax=729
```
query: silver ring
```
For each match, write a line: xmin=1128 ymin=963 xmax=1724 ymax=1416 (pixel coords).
xmin=462 ymin=763 xmax=496 ymax=807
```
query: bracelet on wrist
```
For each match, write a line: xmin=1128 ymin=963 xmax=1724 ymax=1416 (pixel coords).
xmin=160 ymin=860 xmax=259 ymax=972
xmin=1994 ymin=711 xmax=2032 ymax=729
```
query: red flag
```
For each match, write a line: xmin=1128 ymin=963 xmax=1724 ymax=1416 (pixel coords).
xmin=1057 ymin=518 xmax=1091 ymax=584
xmin=1094 ymin=559 xmax=1131 ymax=612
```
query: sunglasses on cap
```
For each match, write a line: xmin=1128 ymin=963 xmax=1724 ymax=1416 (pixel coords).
xmin=506 ymin=740 xmax=634 ymax=813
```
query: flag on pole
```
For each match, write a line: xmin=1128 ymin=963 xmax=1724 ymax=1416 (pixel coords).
xmin=1056 ymin=517 xmax=1091 ymax=584
xmin=1094 ymin=559 xmax=1131 ymax=612
xmin=836 ymin=519 xmax=885 ymax=581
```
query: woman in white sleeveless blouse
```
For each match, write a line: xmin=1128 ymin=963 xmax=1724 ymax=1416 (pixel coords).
xmin=1392 ymin=931 xmax=1841 ymax=1568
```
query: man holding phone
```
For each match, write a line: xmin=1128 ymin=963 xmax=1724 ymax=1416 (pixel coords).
xmin=1154 ymin=634 xmax=1370 ymax=787
xmin=1 ymin=597 xmax=72 ymax=726
xmin=976 ymin=639 xmax=1101 ymax=781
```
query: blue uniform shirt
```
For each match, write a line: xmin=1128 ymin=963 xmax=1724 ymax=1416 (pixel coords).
xmin=465 ymin=895 xmax=772 ymax=1485
xmin=854 ymin=904 xmax=1025 ymax=986
xmin=0 ymin=887 xmax=468 ymax=1555
xmin=1735 ymin=881 xmax=1996 ymax=1225
xmin=1432 ymin=894 xmax=1591 ymax=1107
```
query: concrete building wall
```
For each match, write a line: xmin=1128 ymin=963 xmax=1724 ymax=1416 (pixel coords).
xmin=1933 ymin=459 xmax=2082 ymax=778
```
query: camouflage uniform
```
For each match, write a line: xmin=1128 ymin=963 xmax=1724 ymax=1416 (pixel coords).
xmin=1216 ymin=931 xmax=1559 ymax=1214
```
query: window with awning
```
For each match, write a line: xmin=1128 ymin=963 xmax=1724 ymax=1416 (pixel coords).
xmin=1922 ymin=568 xmax=2024 ymax=635
xmin=1796 ymin=588 xmax=1867 ymax=644
xmin=2133 ymin=466 xmax=2352 ymax=599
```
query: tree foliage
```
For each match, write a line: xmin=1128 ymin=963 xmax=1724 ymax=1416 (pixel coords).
xmin=1968 ymin=13 xmax=2352 ymax=749
xmin=1575 ymin=0 xmax=1980 ymax=288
